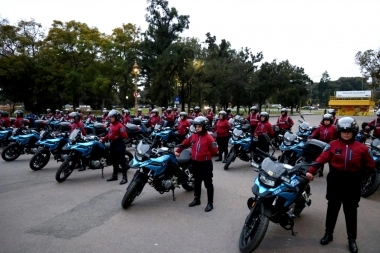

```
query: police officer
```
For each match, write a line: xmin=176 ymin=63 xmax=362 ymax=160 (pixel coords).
xmin=193 ymin=106 xmax=203 ymax=117
xmin=213 ymin=111 xmax=231 ymax=163
xmin=102 ymin=109 xmax=109 ymax=123
xmin=68 ymin=112 xmax=87 ymax=171
xmin=123 ymin=109 xmax=131 ymax=124
xmin=165 ymin=107 xmax=175 ymax=127
xmin=85 ymin=109 xmax=95 ymax=122
xmin=146 ymin=109 xmax=161 ymax=128
xmin=205 ymin=107 xmax=214 ymax=122
xmin=100 ymin=110 xmax=129 ymax=185
xmin=364 ymin=109 xmax=380 ymax=138
xmin=252 ymin=112 xmax=274 ymax=153
xmin=175 ymin=112 xmax=190 ymax=143
xmin=226 ymin=107 xmax=234 ymax=119
xmin=175 ymin=116 xmax=218 ymax=212
xmin=54 ymin=109 xmax=62 ymax=120
xmin=0 ymin=111 xmax=11 ymax=128
xmin=13 ymin=110 xmax=24 ymax=128
xmin=247 ymin=106 xmax=260 ymax=134
xmin=310 ymin=114 xmax=338 ymax=143
xmin=25 ymin=110 xmax=38 ymax=129
xmin=306 ymin=117 xmax=375 ymax=253
xmin=45 ymin=109 xmax=53 ymax=120
xmin=274 ymin=108 xmax=294 ymax=147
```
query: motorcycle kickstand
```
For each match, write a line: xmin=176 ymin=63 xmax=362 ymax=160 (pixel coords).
xmin=171 ymin=188 xmax=176 ymax=201
xmin=101 ymin=168 xmax=104 ymax=179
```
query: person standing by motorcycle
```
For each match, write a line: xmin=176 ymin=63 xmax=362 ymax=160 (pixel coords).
xmin=213 ymin=111 xmax=231 ymax=163
xmin=54 ymin=109 xmax=62 ymax=120
xmin=137 ymin=108 xmax=144 ymax=120
xmin=64 ymin=109 xmax=70 ymax=121
xmin=0 ymin=111 xmax=11 ymax=128
xmin=205 ymin=107 xmax=214 ymax=122
xmin=188 ymin=108 xmax=195 ymax=119
xmin=25 ymin=110 xmax=38 ymax=129
xmin=194 ymin=106 xmax=203 ymax=117
xmin=165 ymin=107 xmax=175 ymax=127
xmin=146 ymin=109 xmax=161 ymax=128
xmin=13 ymin=110 xmax=25 ymax=128
xmin=45 ymin=109 xmax=53 ymax=120
xmin=363 ymin=109 xmax=380 ymax=138
xmin=247 ymin=106 xmax=260 ymax=134
xmin=102 ymin=109 xmax=109 ymax=123
xmin=85 ymin=109 xmax=95 ymax=122
xmin=274 ymin=108 xmax=294 ymax=146
xmin=175 ymin=112 xmax=191 ymax=143
xmin=320 ymin=108 xmax=339 ymax=125
xmin=252 ymin=112 xmax=274 ymax=154
xmin=306 ymin=117 xmax=375 ymax=253
xmin=123 ymin=109 xmax=131 ymax=124
xmin=100 ymin=109 xmax=129 ymax=185
xmin=68 ymin=112 xmax=87 ymax=171
xmin=175 ymin=116 xmax=218 ymax=212
xmin=173 ymin=107 xmax=179 ymax=119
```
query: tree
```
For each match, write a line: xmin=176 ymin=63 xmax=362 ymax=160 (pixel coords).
xmin=355 ymin=49 xmax=380 ymax=88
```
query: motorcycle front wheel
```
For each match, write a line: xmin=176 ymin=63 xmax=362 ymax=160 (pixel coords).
xmin=224 ymin=149 xmax=235 ymax=170
xmin=55 ymin=156 xmax=76 ymax=182
xmin=239 ymin=204 xmax=269 ymax=253
xmin=29 ymin=149 xmax=51 ymax=170
xmin=361 ymin=171 xmax=380 ymax=198
xmin=121 ymin=180 xmax=145 ymax=209
xmin=1 ymin=143 xmax=22 ymax=161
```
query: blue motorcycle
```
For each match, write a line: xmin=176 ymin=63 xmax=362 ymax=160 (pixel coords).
xmin=121 ymin=140 xmax=194 ymax=209
xmin=277 ymin=132 xmax=306 ymax=166
xmin=55 ymin=129 xmax=133 ymax=182
xmin=150 ymin=123 xmax=180 ymax=148
xmin=238 ymin=140 xmax=327 ymax=252
xmin=1 ymin=128 xmax=40 ymax=161
xmin=29 ymin=130 xmax=69 ymax=171
xmin=0 ymin=127 xmax=13 ymax=150
xmin=360 ymin=137 xmax=380 ymax=198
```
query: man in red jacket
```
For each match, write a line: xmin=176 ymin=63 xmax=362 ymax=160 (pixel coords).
xmin=306 ymin=117 xmax=375 ymax=253
xmin=253 ymin=112 xmax=274 ymax=152
xmin=175 ymin=112 xmax=190 ymax=143
xmin=146 ymin=109 xmax=161 ymax=128
xmin=364 ymin=109 xmax=380 ymax=138
xmin=247 ymin=106 xmax=260 ymax=133
xmin=13 ymin=110 xmax=25 ymax=128
xmin=213 ymin=111 xmax=231 ymax=163
xmin=205 ymin=107 xmax=214 ymax=122
xmin=175 ymin=116 xmax=218 ymax=212
xmin=165 ymin=107 xmax=175 ymax=127
xmin=0 ymin=111 xmax=11 ymax=128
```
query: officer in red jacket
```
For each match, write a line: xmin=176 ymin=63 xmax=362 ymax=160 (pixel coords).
xmin=64 ymin=109 xmax=70 ymax=121
xmin=193 ymin=106 xmax=203 ymax=117
xmin=310 ymin=114 xmax=338 ymax=143
xmin=85 ymin=109 xmax=95 ymax=122
xmin=205 ymin=107 xmax=214 ymax=122
xmin=306 ymin=117 xmax=375 ymax=253
xmin=13 ymin=110 xmax=24 ymax=128
xmin=252 ymin=112 xmax=274 ymax=153
xmin=165 ymin=107 xmax=175 ymax=127
xmin=101 ymin=109 xmax=129 ymax=185
xmin=123 ymin=109 xmax=131 ymax=124
xmin=69 ymin=112 xmax=86 ymax=136
xmin=0 ymin=111 xmax=11 ymax=128
xmin=188 ymin=108 xmax=195 ymax=119
xmin=213 ymin=111 xmax=232 ymax=163
xmin=175 ymin=116 xmax=218 ymax=212
xmin=146 ymin=109 xmax=161 ymax=128
xmin=226 ymin=107 xmax=234 ymax=119
xmin=102 ymin=109 xmax=109 ymax=123
xmin=173 ymin=107 xmax=179 ymax=118
xmin=364 ymin=109 xmax=380 ymax=138
xmin=175 ymin=112 xmax=190 ymax=143
xmin=247 ymin=106 xmax=260 ymax=133
xmin=54 ymin=109 xmax=62 ymax=120
xmin=45 ymin=109 xmax=53 ymax=120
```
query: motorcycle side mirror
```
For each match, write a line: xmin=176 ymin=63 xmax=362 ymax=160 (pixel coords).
xmin=300 ymin=115 xmax=305 ymax=121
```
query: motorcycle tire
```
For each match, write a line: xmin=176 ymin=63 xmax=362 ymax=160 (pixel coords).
xmin=55 ymin=156 xmax=76 ymax=182
xmin=293 ymin=184 xmax=311 ymax=217
xmin=181 ymin=181 xmax=194 ymax=191
xmin=224 ymin=150 xmax=235 ymax=170
xmin=239 ymin=204 xmax=269 ymax=253
xmin=361 ymin=172 xmax=380 ymax=198
xmin=1 ymin=143 xmax=22 ymax=161
xmin=29 ymin=150 xmax=51 ymax=171
xmin=119 ymin=151 xmax=134 ymax=172
xmin=121 ymin=181 xmax=144 ymax=209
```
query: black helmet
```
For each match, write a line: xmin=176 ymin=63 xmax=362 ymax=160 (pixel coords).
xmin=218 ymin=110 xmax=227 ymax=119
xmin=327 ymin=108 xmax=336 ymax=116
xmin=337 ymin=117 xmax=358 ymax=137
xmin=180 ymin=112 xmax=188 ymax=118
xmin=193 ymin=116 xmax=208 ymax=133
xmin=15 ymin=110 xmax=23 ymax=117
xmin=1 ymin=111 xmax=9 ymax=117
xmin=250 ymin=106 xmax=258 ymax=112
xmin=280 ymin=108 xmax=288 ymax=114
xmin=259 ymin=112 xmax=269 ymax=121
xmin=108 ymin=109 xmax=121 ymax=121
xmin=69 ymin=112 xmax=80 ymax=122
xmin=322 ymin=113 xmax=333 ymax=124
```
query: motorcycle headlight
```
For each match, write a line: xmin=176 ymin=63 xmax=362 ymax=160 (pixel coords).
xmin=259 ymin=174 xmax=275 ymax=187
xmin=283 ymin=139 xmax=292 ymax=146
xmin=372 ymin=149 xmax=380 ymax=157
xmin=281 ymin=176 xmax=291 ymax=183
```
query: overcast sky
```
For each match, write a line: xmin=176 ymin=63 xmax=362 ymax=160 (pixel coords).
xmin=1 ymin=0 xmax=379 ymax=82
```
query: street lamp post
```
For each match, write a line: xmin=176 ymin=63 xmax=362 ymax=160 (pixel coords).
xmin=132 ymin=60 xmax=139 ymax=116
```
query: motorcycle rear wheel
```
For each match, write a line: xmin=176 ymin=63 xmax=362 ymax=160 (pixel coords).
xmin=224 ymin=150 xmax=235 ymax=170
xmin=239 ymin=204 xmax=269 ymax=253
xmin=361 ymin=172 xmax=380 ymax=198
xmin=55 ymin=156 xmax=76 ymax=182
xmin=1 ymin=143 xmax=22 ymax=161
xmin=29 ymin=150 xmax=51 ymax=170
xmin=121 ymin=181 xmax=144 ymax=209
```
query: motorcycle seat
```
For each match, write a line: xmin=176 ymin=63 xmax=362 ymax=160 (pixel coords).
xmin=177 ymin=149 xmax=191 ymax=164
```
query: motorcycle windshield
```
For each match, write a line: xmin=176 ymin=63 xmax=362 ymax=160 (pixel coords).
xmin=69 ymin=129 xmax=80 ymax=141
xmin=371 ymin=139 xmax=380 ymax=149
xmin=299 ymin=122 xmax=309 ymax=132
xmin=261 ymin=158 xmax=287 ymax=179
xmin=154 ymin=124 xmax=162 ymax=132
xmin=284 ymin=132 xmax=296 ymax=142
xmin=136 ymin=141 xmax=150 ymax=156
xmin=233 ymin=128 xmax=243 ymax=137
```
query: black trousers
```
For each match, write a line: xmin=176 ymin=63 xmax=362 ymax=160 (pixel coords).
xmin=216 ymin=136 xmax=229 ymax=159
xmin=192 ymin=160 xmax=214 ymax=203
xmin=110 ymin=140 xmax=127 ymax=176
xmin=324 ymin=168 xmax=362 ymax=240
xmin=251 ymin=135 xmax=269 ymax=153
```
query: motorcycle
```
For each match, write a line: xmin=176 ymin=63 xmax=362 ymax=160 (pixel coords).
xmin=238 ymin=139 xmax=327 ymax=253
xmin=1 ymin=128 xmax=40 ymax=161
xmin=150 ymin=123 xmax=181 ymax=148
xmin=224 ymin=127 xmax=273 ymax=170
xmin=121 ymin=140 xmax=194 ymax=209
xmin=55 ymin=129 xmax=133 ymax=182
xmin=277 ymin=132 xmax=306 ymax=166
xmin=29 ymin=129 xmax=69 ymax=171
xmin=0 ymin=127 xmax=13 ymax=150
xmin=296 ymin=115 xmax=317 ymax=141
xmin=360 ymin=137 xmax=380 ymax=197
xmin=83 ymin=118 xmax=107 ymax=136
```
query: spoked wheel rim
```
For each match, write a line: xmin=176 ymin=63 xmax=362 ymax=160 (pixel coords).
xmin=3 ymin=146 xmax=21 ymax=160
xmin=242 ymin=215 xmax=261 ymax=243
xmin=31 ymin=153 xmax=50 ymax=169
xmin=361 ymin=174 xmax=374 ymax=194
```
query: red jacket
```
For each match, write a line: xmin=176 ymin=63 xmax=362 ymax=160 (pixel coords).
xmin=123 ymin=115 xmax=131 ymax=124
xmin=146 ymin=115 xmax=161 ymax=128
xmin=213 ymin=118 xmax=231 ymax=137
xmin=176 ymin=132 xmax=218 ymax=161
xmin=13 ymin=117 xmax=24 ymax=128
xmin=166 ymin=112 xmax=175 ymax=122
xmin=276 ymin=115 xmax=294 ymax=130
xmin=205 ymin=111 xmax=214 ymax=121
xmin=227 ymin=113 xmax=234 ymax=119
xmin=254 ymin=121 xmax=274 ymax=138
xmin=71 ymin=121 xmax=86 ymax=136
xmin=308 ymin=139 xmax=375 ymax=174
xmin=247 ymin=112 xmax=259 ymax=126
xmin=101 ymin=121 xmax=128 ymax=142
xmin=309 ymin=124 xmax=337 ymax=143
xmin=1 ymin=117 xmax=11 ymax=128
xmin=364 ymin=118 xmax=380 ymax=138
xmin=85 ymin=114 xmax=95 ymax=122
xmin=55 ymin=113 xmax=62 ymax=120
xmin=176 ymin=118 xmax=190 ymax=135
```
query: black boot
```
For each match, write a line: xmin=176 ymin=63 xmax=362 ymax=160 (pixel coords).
xmin=120 ymin=174 xmax=128 ymax=185
xmin=348 ymin=239 xmax=358 ymax=253
xmin=205 ymin=203 xmax=213 ymax=212
xmin=188 ymin=198 xmax=201 ymax=207
xmin=78 ymin=164 xmax=86 ymax=171
xmin=320 ymin=233 xmax=333 ymax=245
xmin=215 ymin=156 xmax=222 ymax=162
xmin=107 ymin=174 xmax=118 ymax=181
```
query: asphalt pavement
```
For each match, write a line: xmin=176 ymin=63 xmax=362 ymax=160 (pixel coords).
xmin=0 ymin=114 xmax=379 ymax=253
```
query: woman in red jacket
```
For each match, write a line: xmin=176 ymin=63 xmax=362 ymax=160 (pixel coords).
xmin=213 ymin=111 xmax=232 ymax=163
xmin=175 ymin=112 xmax=190 ymax=143
xmin=306 ymin=117 xmax=375 ymax=253
xmin=175 ymin=116 xmax=218 ymax=212
xmin=252 ymin=112 xmax=274 ymax=153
